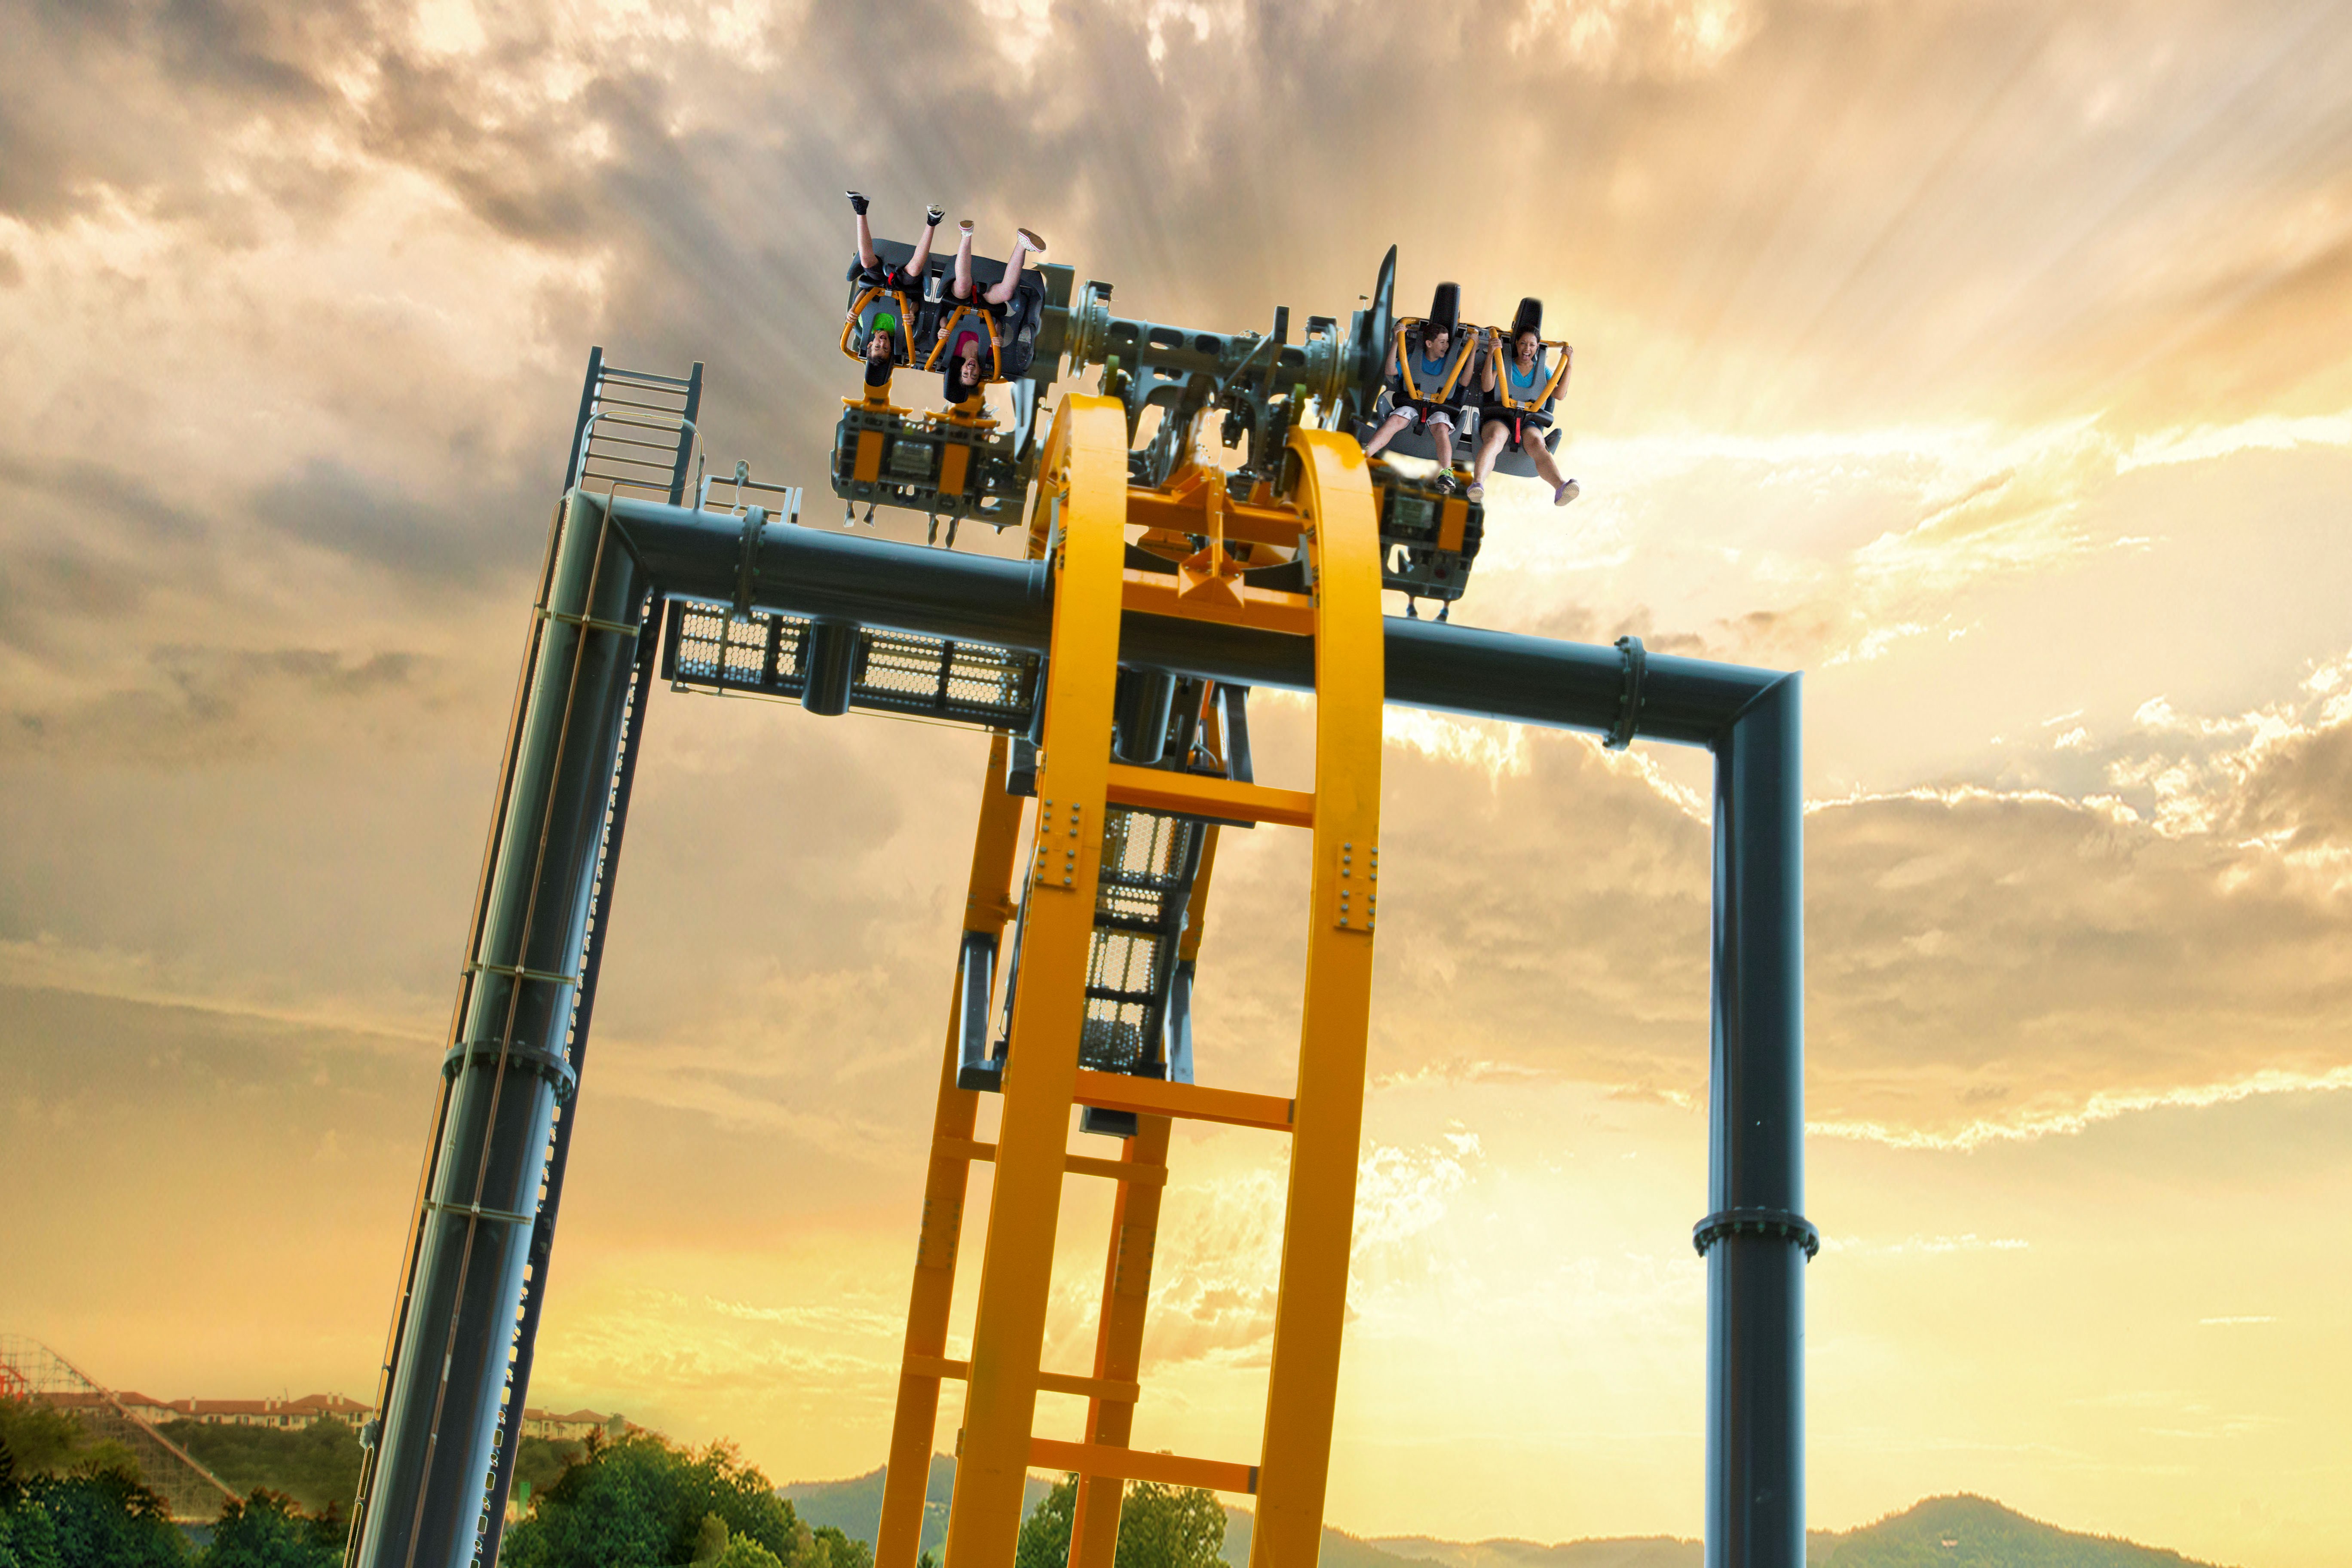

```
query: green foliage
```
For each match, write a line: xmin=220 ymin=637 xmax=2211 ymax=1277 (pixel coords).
xmin=203 ymin=1491 xmax=343 ymax=1568
xmin=0 ymin=1491 xmax=65 ymax=1568
xmin=1113 ymin=1482 xmax=1225 ymax=1568
xmin=809 ymin=1523 xmax=874 ymax=1568
xmin=1014 ymin=1475 xmax=1227 ymax=1568
xmin=152 ymin=1420 xmax=361 ymax=1516
xmin=10 ymin=1470 xmax=187 ymax=1568
xmin=0 ymin=1401 xmax=98 ymax=1481
xmin=512 ymin=1436 xmax=588 ymax=1508
xmin=1014 ymin=1476 xmax=1077 ymax=1568
xmin=691 ymin=1512 xmax=788 ymax=1568
xmin=499 ymin=1432 xmax=803 ymax=1568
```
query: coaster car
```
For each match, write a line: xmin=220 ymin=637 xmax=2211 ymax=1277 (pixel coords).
xmin=838 ymin=238 xmax=1047 ymax=383
xmin=830 ymin=239 xmax=1072 ymax=538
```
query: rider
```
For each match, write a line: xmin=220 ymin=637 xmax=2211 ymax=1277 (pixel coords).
xmin=932 ymin=219 xmax=1047 ymax=387
xmin=1361 ymin=284 xmax=1473 ymax=484
xmin=846 ymin=190 xmax=945 ymax=368
xmin=1466 ymin=297 xmax=1578 ymax=507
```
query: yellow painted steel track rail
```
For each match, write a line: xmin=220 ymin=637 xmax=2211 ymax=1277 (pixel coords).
xmin=873 ymin=394 xmax=1386 ymax=1568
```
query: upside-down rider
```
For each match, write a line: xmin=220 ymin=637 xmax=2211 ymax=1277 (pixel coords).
xmin=1467 ymin=297 xmax=1579 ymax=507
xmin=930 ymin=218 xmax=1046 ymax=400
xmin=845 ymin=190 xmax=945 ymax=382
xmin=1361 ymin=284 xmax=1474 ymax=489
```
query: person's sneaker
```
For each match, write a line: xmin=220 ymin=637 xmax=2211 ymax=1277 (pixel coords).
xmin=958 ymin=218 xmax=975 ymax=233
xmin=1554 ymin=478 xmax=1580 ymax=506
xmin=925 ymin=205 xmax=946 ymax=226
xmin=1464 ymin=482 xmax=1485 ymax=502
xmin=1017 ymin=227 xmax=1047 ymax=253
xmin=845 ymin=190 xmax=869 ymax=214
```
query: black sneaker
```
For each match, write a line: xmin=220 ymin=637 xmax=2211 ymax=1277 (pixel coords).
xmin=845 ymin=190 xmax=870 ymax=215
xmin=925 ymin=205 xmax=946 ymax=226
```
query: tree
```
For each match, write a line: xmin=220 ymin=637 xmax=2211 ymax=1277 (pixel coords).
xmin=1014 ymin=1476 xmax=1077 ymax=1568
xmin=0 ymin=1400 xmax=135 ymax=1486
xmin=1013 ymin=1476 xmax=1226 ymax=1568
xmin=689 ymin=1511 xmax=787 ymax=1568
xmin=14 ymin=1468 xmax=187 ymax=1568
xmin=499 ymin=1433 xmax=802 ymax=1568
xmin=204 ymin=1490 xmax=342 ymax=1568
xmin=1111 ymin=1483 xmax=1224 ymax=1568
xmin=153 ymin=1418 xmax=361 ymax=1516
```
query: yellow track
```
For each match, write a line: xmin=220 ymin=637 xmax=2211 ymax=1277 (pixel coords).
xmin=875 ymin=394 xmax=1386 ymax=1568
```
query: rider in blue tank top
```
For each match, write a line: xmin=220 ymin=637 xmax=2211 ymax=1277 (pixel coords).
xmin=1468 ymin=313 xmax=1579 ymax=508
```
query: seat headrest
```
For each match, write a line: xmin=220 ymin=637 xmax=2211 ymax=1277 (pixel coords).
xmin=1427 ymin=282 xmax=1460 ymax=331
xmin=1511 ymin=297 xmax=1543 ymax=338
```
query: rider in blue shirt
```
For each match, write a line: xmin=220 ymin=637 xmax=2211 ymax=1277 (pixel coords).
xmin=1362 ymin=318 xmax=1470 ymax=482
xmin=1467 ymin=319 xmax=1578 ymax=507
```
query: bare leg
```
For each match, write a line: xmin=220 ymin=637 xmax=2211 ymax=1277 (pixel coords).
xmin=986 ymin=234 xmax=1036 ymax=306
xmin=906 ymin=215 xmax=940 ymax=278
xmin=1362 ymin=409 xmax=1414 ymax=458
xmin=1473 ymin=420 xmax=1509 ymax=488
xmin=855 ymin=211 xmax=879 ymax=271
xmin=1428 ymin=417 xmax=1457 ymax=474
xmin=950 ymin=224 xmax=975 ymax=301
xmin=1529 ymin=437 xmax=1568 ymax=490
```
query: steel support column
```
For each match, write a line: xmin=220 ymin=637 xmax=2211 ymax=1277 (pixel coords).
xmin=353 ymin=493 xmax=652 ymax=1568
xmin=1700 ymin=676 xmax=1812 ymax=1568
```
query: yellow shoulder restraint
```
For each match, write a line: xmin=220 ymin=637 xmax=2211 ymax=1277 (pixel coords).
xmin=923 ymin=303 xmax=1004 ymax=380
xmin=840 ymin=285 xmax=916 ymax=364
xmin=1395 ymin=320 xmax=1471 ymax=404
xmin=1496 ymin=340 xmax=1574 ymax=412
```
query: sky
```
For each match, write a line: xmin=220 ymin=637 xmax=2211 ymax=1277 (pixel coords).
xmin=1 ymin=0 xmax=2349 ymax=1564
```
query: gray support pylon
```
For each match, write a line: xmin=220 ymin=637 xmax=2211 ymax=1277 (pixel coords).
xmin=476 ymin=358 xmax=699 ymax=1564
xmin=352 ymin=492 xmax=653 ymax=1568
xmin=1700 ymin=675 xmax=1812 ymax=1568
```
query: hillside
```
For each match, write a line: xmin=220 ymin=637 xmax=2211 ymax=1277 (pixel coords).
xmin=1371 ymin=1497 xmax=2225 ymax=1568
xmin=778 ymin=1455 xmax=1053 ymax=1558
xmin=1367 ymin=1535 xmax=1697 ymax=1568
xmin=1813 ymin=1496 xmax=2226 ymax=1568
xmin=774 ymin=1471 xmax=2227 ymax=1568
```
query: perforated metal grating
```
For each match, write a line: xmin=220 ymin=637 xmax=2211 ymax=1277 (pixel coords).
xmin=661 ymin=601 xmax=1038 ymax=730
xmin=1078 ymin=809 xmax=1200 ymax=1074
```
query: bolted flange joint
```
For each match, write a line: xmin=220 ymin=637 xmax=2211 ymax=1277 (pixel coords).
xmin=1692 ymin=1207 xmax=1820 ymax=1260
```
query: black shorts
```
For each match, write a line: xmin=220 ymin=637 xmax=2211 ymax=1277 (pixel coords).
xmin=1484 ymin=408 xmax=1550 ymax=452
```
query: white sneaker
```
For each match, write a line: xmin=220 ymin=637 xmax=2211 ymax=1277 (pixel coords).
xmin=1554 ymin=479 xmax=1580 ymax=506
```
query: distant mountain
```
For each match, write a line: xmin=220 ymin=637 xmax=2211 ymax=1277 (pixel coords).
xmin=1808 ymin=1496 xmax=2225 ymax=1568
xmin=775 ymin=1475 xmax=2225 ymax=1568
xmin=1366 ymin=1535 xmax=1696 ymax=1568
xmin=1372 ymin=1496 xmax=2224 ymax=1568
xmin=778 ymin=1455 xmax=1052 ymax=1558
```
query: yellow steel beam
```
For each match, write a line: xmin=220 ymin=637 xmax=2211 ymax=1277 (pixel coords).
xmin=931 ymin=1136 xmax=1168 ymax=1188
xmin=1120 ymin=570 xmax=1314 ymax=636
xmin=1030 ymin=1439 xmax=1257 ymax=1496
xmin=943 ymin=395 xmax=1134 ymax=1568
xmin=903 ymin=1353 xmax=1143 ymax=1406
xmin=1072 ymin=1070 xmax=1293 ymax=1133
xmin=1103 ymin=763 xmax=1315 ymax=828
xmin=1127 ymin=488 xmax=1306 ymax=549
xmin=1249 ymin=428 xmax=1387 ymax=1568
xmin=874 ymin=734 xmax=1030 ymax=1568
xmin=1067 ymin=1115 xmax=1173 ymax=1568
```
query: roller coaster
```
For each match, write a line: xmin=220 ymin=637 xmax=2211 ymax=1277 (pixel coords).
xmin=342 ymin=233 xmax=1813 ymax=1568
